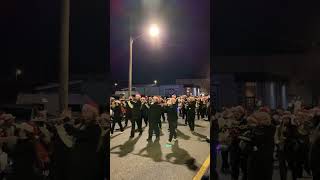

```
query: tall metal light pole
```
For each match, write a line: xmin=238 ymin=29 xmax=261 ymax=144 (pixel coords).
xmin=128 ymin=24 xmax=160 ymax=97
xmin=129 ymin=37 xmax=133 ymax=97
xmin=59 ymin=0 xmax=70 ymax=113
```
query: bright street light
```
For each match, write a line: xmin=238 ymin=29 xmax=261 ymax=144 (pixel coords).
xmin=128 ymin=23 xmax=161 ymax=97
xmin=154 ymin=80 xmax=158 ymax=84
xmin=15 ymin=69 xmax=22 ymax=80
xmin=114 ymin=83 xmax=118 ymax=86
xmin=149 ymin=24 xmax=160 ymax=37
xmin=16 ymin=69 xmax=22 ymax=75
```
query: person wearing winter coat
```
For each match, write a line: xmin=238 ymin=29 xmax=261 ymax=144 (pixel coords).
xmin=68 ymin=104 xmax=102 ymax=180
xmin=110 ymin=100 xmax=124 ymax=135
xmin=228 ymin=106 xmax=248 ymax=180
xmin=11 ymin=122 xmax=38 ymax=180
xmin=246 ymin=112 xmax=275 ymax=180
xmin=50 ymin=116 xmax=74 ymax=180
xmin=274 ymin=113 xmax=291 ymax=180
xmin=310 ymin=114 xmax=320 ymax=180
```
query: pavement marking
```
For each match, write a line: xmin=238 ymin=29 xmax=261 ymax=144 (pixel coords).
xmin=165 ymin=143 xmax=173 ymax=148
xmin=193 ymin=154 xmax=210 ymax=180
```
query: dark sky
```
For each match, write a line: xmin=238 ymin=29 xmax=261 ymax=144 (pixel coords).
xmin=2 ymin=0 xmax=320 ymax=85
xmin=1 ymin=0 xmax=108 ymax=84
xmin=110 ymin=0 xmax=210 ymax=84
xmin=213 ymin=0 xmax=320 ymax=55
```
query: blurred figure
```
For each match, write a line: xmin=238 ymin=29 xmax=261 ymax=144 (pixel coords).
xmin=129 ymin=95 xmax=142 ymax=138
xmin=110 ymin=100 xmax=124 ymax=135
xmin=141 ymin=97 xmax=150 ymax=127
xmin=165 ymin=98 xmax=178 ymax=144
xmin=310 ymin=108 xmax=320 ymax=180
xmin=187 ymin=97 xmax=196 ymax=132
xmin=147 ymin=96 xmax=162 ymax=142
xmin=246 ymin=112 xmax=275 ymax=180
xmin=11 ymin=122 xmax=38 ymax=180
xmin=161 ymin=98 xmax=166 ymax=123
xmin=124 ymin=96 xmax=133 ymax=128
xmin=68 ymin=104 xmax=101 ymax=180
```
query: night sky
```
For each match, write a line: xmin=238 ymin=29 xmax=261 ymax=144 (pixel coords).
xmin=0 ymin=0 xmax=108 ymax=103
xmin=213 ymin=0 xmax=320 ymax=55
xmin=1 ymin=0 xmax=108 ymax=84
xmin=2 ymin=0 xmax=320 ymax=93
xmin=110 ymin=0 xmax=210 ymax=85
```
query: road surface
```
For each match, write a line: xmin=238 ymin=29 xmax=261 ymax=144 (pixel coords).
xmin=110 ymin=117 xmax=210 ymax=180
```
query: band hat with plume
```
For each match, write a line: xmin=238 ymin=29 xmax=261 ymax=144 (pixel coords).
xmin=283 ymin=111 xmax=292 ymax=115
xmin=31 ymin=117 xmax=46 ymax=122
xmin=233 ymin=106 xmax=245 ymax=115
xmin=0 ymin=114 xmax=16 ymax=121
xmin=259 ymin=107 xmax=271 ymax=113
xmin=247 ymin=112 xmax=271 ymax=126
xmin=82 ymin=104 xmax=99 ymax=114
xmin=222 ymin=109 xmax=234 ymax=119
xmin=281 ymin=114 xmax=293 ymax=121
xmin=295 ymin=110 xmax=313 ymax=122
xmin=311 ymin=107 xmax=320 ymax=116
xmin=16 ymin=122 xmax=34 ymax=133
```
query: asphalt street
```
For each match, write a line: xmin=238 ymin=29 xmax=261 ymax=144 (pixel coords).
xmin=110 ymin=117 xmax=210 ymax=180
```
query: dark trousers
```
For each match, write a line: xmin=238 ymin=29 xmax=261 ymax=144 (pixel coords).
xmin=230 ymin=150 xmax=247 ymax=180
xmin=184 ymin=113 xmax=188 ymax=125
xmin=197 ymin=109 xmax=201 ymax=120
xmin=111 ymin=118 xmax=123 ymax=134
xmin=187 ymin=114 xmax=195 ymax=131
xmin=158 ymin=119 xmax=162 ymax=129
xmin=161 ymin=113 xmax=166 ymax=122
xmin=288 ymin=160 xmax=303 ymax=180
xmin=278 ymin=150 xmax=287 ymax=180
xmin=148 ymin=122 xmax=160 ymax=139
xmin=142 ymin=115 xmax=148 ymax=126
xmin=131 ymin=118 xmax=142 ymax=137
xmin=168 ymin=120 xmax=177 ymax=141
xmin=201 ymin=108 xmax=206 ymax=118
xmin=221 ymin=150 xmax=230 ymax=170
xmin=182 ymin=109 xmax=186 ymax=119
xmin=313 ymin=172 xmax=320 ymax=180
xmin=124 ymin=116 xmax=130 ymax=127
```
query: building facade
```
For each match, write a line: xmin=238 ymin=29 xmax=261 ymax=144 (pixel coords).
xmin=212 ymin=54 xmax=320 ymax=111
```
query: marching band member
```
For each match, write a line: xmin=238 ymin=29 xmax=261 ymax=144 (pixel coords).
xmin=165 ymin=98 xmax=178 ymax=144
xmin=147 ymin=96 xmax=162 ymax=142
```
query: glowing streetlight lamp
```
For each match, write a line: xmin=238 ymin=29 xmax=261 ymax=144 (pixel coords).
xmin=129 ymin=24 xmax=161 ymax=97
xmin=154 ymin=80 xmax=158 ymax=84
xmin=16 ymin=69 xmax=22 ymax=80
xmin=149 ymin=24 xmax=160 ymax=37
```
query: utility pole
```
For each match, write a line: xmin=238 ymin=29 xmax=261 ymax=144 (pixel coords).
xmin=128 ymin=37 xmax=133 ymax=97
xmin=59 ymin=0 xmax=70 ymax=113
